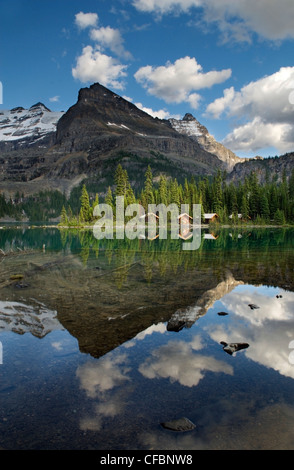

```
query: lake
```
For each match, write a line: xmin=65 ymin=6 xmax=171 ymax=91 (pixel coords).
xmin=0 ymin=226 xmax=294 ymax=450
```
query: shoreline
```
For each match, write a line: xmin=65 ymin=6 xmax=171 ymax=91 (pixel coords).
xmin=0 ymin=223 xmax=293 ymax=230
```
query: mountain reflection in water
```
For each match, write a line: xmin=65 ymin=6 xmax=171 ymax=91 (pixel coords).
xmin=0 ymin=227 xmax=294 ymax=450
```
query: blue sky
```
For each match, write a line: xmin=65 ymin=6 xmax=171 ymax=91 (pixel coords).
xmin=1 ymin=0 xmax=294 ymax=158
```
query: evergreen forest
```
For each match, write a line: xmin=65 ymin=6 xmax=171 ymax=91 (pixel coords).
xmin=1 ymin=163 xmax=294 ymax=225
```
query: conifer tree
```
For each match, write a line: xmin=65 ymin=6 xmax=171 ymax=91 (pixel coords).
xmin=170 ymin=178 xmax=180 ymax=209
xmin=213 ymin=170 xmax=223 ymax=213
xmin=92 ymin=193 xmax=99 ymax=218
xmin=241 ymin=194 xmax=249 ymax=221
xmin=143 ymin=165 xmax=154 ymax=209
xmin=60 ymin=205 xmax=68 ymax=225
xmin=274 ymin=209 xmax=286 ymax=225
xmin=105 ymin=186 xmax=113 ymax=209
xmin=249 ymin=172 xmax=260 ymax=219
xmin=159 ymin=175 xmax=168 ymax=206
xmin=115 ymin=164 xmax=127 ymax=197
xmin=80 ymin=184 xmax=91 ymax=222
xmin=260 ymin=193 xmax=270 ymax=221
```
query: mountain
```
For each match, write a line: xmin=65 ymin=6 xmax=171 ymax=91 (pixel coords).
xmin=0 ymin=102 xmax=64 ymax=151
xmin=50 ymin=83 xmax=226 ymax=181
xmin=227 ymin=151 xmax=294 ymax=184
xmin=169 ymin=113 xmax=243 ymax=171
xmin=0 ymin=82 xmax=293 ymax=200
xmin=0 ymin=83 xmax=227 ymax=196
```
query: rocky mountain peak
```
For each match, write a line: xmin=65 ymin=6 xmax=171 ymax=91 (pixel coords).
xmin=29 ymin=102 xmax=51 ymax=112
xmin=0 ymin=102 xmax=64 ymax=151
xmin=55 ymin=82 xmax=181 ymax=151
xmin=169 ymin=113 xmax=242 ymax=171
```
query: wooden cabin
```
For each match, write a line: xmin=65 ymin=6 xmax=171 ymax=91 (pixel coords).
xmin=139 ymin=212 xmax=160 ymax=224
xmin=204 ymin=233 xmax=219 ymax=240
xmin=203 ymin=213 xmax=219 ymax=224
xmin=178 ymin=213 xmax=193 ymax=226
xmin=179 ymin=232 xmax=193 ymax=241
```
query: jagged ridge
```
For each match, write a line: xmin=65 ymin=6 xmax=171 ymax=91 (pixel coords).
xmin=169 ymin=113 xmax=243 ymax=171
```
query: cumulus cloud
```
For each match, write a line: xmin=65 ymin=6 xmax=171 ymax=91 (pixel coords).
xmin=138 ymin=337 xmax=233 ymax=387
xmin=73 ymin=11 xmax=131 ymax=88
xmin=76 ymin=353 xmax=130 ymax=397
xmin=72 ymin=46 xmax=127 ymax=89
xmin=206 ymin=66 xmax=294 ymax=153
xmin=132 ymin=0 xmax=294 ymax=42
xmin=90 ymin=26 xmax=132 ymax=59
xmin=49 ymin=95 xmax=60 ymax=103
xmin=134 ymin=56 xmax=231 ymax=106
xmin=135 ymin=102 xmax=177 ymax=119
xmin=122 ymin=96 xmax=182 ymax=120
xmin=75 ymin=11 xmax=98 ymax=30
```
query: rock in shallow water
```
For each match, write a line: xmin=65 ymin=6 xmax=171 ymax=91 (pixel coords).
xmin=160 ymin=417 xmax=196 ymax=432
xmin=220 ymin=341 xmax=249 ymax=355
xmin=248 ymin=304 xmax=260 ymax=310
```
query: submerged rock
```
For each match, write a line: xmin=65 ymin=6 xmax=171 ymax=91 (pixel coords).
xmin=160 ymin=417 xmax=196 ymax=432
xmin=220 ymin=341 xmax=249 ymax=355
xmin=166 ymin=321 xmax=186 ymax=332
xmin=14 ymin=281 xmax=29 ymax=289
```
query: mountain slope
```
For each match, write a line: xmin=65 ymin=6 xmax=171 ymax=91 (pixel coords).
xmin=169 ymin=113 xmax=243 ymax=171
xmin=0 ymin=103 xmax=64 ymax=151
xmin=51 ymin=83 xmax=225 ymax=177
xmin=1 ymin=82 xmax=292 ymax=200
xmin=0 ymin=83 xmax=227 ymax=196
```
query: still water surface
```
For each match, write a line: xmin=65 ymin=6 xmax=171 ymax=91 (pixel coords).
xmin=0 ymin=226 xmax=294 ymax=450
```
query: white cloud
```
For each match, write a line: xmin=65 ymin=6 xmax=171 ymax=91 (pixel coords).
xmin=49 ymin=95 xmax=60 ymax=103
xmin=75 ymin=11 xmax=98 ymax=30
xmin=76 ymin=353 xmax=130 ymax=397
xmin=138 ymin=337 xmax=233 ymax=387
xmin=122 ymin=96 xmax=180 ymax=120
xmin=72 ymin=46 xmax=127 ymax=89
xmin=134 ymin=56 xmax=231 ymax=106
xmin=223 ymin=118 xmax=292 ymax=153
xmin=206 ymin=67 xmax=294 ymax=153
xmin=133 ymin=0 xmax=201 ymax=15
xmin=132 ymin=0 xmax=294 ymax=42
xmin=135 ymin=102 xmax=177 ymax=119
xmin=90 ymin=26 xmax=132 ymax=59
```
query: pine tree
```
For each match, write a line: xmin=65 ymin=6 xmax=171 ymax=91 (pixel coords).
xmin=249 ymin=172 xmax=260 ymax=219
xmin=125 ymin=182 xmax=136 ymax=206
xmin=105 ymin=186 xmax=113 ymax=209
xmin=80 ymin=184 xmax=91 ymax=222
xmin=213 ymin=170 xmax=223 ymax=213
xmin=93 ymin=193 xmax=99 ymax=209
xmin=260 ymin=193 xmax=270 ymax=221
xmin=159 ymin=176 xmax=168 ymax=206
xmin=274 ymin=209 xmax=286 ymax=225
xmin=241 ymin=194 xmax=249 ymax=221
xmin=170 ymin=178 xmax=180 ymax=209
xmin=183 ymin=178 xmax=190 ymax=205
xmin=115 ymin=164 xmax=127 ymax=197
xmin=60 ymin=205 xmax=68 ymax=225
xmin=92 ymin=194 xmax=99 ymax=218
xmin=144 ymin=165 xmax=154 ymax=209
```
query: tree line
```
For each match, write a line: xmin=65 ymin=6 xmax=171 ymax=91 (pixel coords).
xmin=60 ymin=164 xmax=294 ymax=226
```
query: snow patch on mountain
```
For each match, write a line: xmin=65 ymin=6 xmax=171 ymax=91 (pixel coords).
xmin=0 ymin=299 xmax=62 ymax=337
xmin=0 ymin=102 xmax=64 ymax=146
